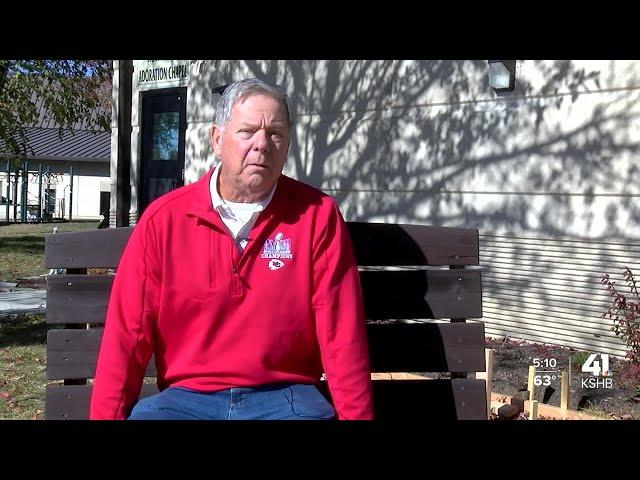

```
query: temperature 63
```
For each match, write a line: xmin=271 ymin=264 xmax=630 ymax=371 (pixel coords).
xmin=534 ymin=374 xmax=556 ymax=386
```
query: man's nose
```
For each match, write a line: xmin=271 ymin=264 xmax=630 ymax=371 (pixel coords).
xmin=252 ymin=130 xmax=269 ymax=153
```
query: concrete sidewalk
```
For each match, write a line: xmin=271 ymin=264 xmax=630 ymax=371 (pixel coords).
xmin=0 ymin=289 xmax=46 ymax=314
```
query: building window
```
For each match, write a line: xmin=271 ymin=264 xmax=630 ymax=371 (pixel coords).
xmin=152 ymin=112 xmax=179 ymax=161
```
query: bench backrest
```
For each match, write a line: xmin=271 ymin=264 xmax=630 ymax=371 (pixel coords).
xmin=44 ymin=222 xmax=485 ymax=420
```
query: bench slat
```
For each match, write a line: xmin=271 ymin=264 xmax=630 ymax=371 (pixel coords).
xmin=371 ymin=379 xmax=487 ymax=420
xmin=44 ymin=227 xmax=133 ymax=269
xmin=44 ymin=223 xmax=479 ymax=269
xmin=361 ymin=270 xmax=482 ymax=319
xmin=46 ymin=329 xmax=157 ymax=380
xmin=46 ymin=275 xmax=114 ymax=325
xmin=44 ymin=379 xmax=486 ymax=420
xmin=347 ymin=222 xmax=479 ymax=266
xmin=45 ymin=269 xmax=482 ymax=326
xmin=367 ymin=321 xmax=485 ymax=372
xmin=46 ymin=322 xmax=484 ymax=380
xmin=45 ymin=384 xmax=159 ymax=420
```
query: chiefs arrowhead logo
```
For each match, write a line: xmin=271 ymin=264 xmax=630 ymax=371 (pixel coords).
xmin=268 ymin=259 xmax=284 ymax=271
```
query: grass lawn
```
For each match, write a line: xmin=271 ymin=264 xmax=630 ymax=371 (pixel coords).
xmin=0 ymin=221 xmax=99 ymax=283
xmin=0 ymin=314 xmax=48 ymax=419
xmin=0 ymin=221 xmax=99 ymax=419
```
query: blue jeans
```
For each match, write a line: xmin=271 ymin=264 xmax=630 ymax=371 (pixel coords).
xmin=127 ymin=383 xmax=336 ymax=420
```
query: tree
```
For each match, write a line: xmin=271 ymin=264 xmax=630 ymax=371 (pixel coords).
xmin=0 ymin=60 xmax=112 ymax=166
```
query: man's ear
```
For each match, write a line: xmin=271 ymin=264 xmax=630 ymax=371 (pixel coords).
xmin=211 ymin=124 xmax=222 ymax=157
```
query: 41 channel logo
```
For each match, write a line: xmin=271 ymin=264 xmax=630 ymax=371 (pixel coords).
xmin=581 ymin=353 xmax=614 ymax=389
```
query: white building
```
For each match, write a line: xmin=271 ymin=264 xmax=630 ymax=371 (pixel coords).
xmin=0 ymin=108 xmax=110 ymax=222
xmin=110 ymin=60 xmax=640 ymax=358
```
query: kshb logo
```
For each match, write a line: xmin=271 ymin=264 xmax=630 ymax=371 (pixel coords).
xmin=581 ymin=353 xmax=611 ymax=377
xmin=581 ymin=353 xmax=613 ymax=389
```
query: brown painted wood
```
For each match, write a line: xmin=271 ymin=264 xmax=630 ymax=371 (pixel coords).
xmin=44 ymin=380 xmax=487 ymax=420
xmin=46 ymin=329 xmax=156 ymax=380
xmin=347 ymin=222 xmax=479 ymax=266
xmin=44 ymin=227 xmax=133 ymax=269
xmin=44 ymin=224 xmax=479 ymax=269
xmin=45 ymin=322 xmax=484 ymax=381
xmin=43 ymin=223 xmax=486 ymax=420
xmin=367 ymin=321 xmax=486 ymax=373
xmin=360 ymin=269 xmax=482 ymax=319
xmin=369 ymin=379 xmax=487 ymax=420
xmin=44 ymin=270 xmax=482 ymax=326
xmin=44 ymin=384 xmax=159 ymax=420
xmin=46 ymin=275 xmax=114 ymax=325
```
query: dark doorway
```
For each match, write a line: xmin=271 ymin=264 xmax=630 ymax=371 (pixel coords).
xmin=98 ymin=191 xmax=110 ymax=228
xmin=44 ymin=187 xmax=56 ymax=221
xmin=139 ymin=87 xmax=187 ymax=215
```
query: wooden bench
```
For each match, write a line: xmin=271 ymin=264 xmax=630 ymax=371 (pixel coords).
xmin=44 ymin=222 xmax=486 ymax=420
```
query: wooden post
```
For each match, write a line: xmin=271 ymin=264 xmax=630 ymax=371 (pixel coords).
xmin=560 ymin=370 xmax=569 ymax=419
xmin=529 ymin=400 xmax=539 ymax=420
xmin=527 ymin=365 xmax=536 ymax=404
xmin=476 ymin=348 xmax=494 ymax=419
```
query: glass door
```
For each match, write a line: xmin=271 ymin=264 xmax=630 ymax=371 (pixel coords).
xmin=139 ymin=87 xmax=186 ymax=214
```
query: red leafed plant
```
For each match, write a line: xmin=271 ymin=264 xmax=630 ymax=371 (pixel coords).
xmin=601 ymin=268 xmax=640 ymax=365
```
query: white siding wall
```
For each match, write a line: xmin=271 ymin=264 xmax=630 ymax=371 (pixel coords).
xmin=481 ymin=234 xmax=638 ymax=358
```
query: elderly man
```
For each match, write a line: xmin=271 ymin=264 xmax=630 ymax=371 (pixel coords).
xmin=90 ymin=78 xmax=374 ymax=420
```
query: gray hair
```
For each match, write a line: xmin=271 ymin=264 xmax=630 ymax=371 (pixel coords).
xmin=214 ymin=78 xmax=292 ymax=131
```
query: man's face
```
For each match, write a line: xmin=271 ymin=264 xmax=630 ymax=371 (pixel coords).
xmin=211 ymin=93 xmax=290 ymax=201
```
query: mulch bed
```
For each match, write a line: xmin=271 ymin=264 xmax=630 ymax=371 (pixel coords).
xmin=486 ymin=337 xmax=640 ymax=420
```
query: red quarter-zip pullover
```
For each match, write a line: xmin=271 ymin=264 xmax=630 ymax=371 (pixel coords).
xmin=89 ymin=169 xmax=374 ymax=420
